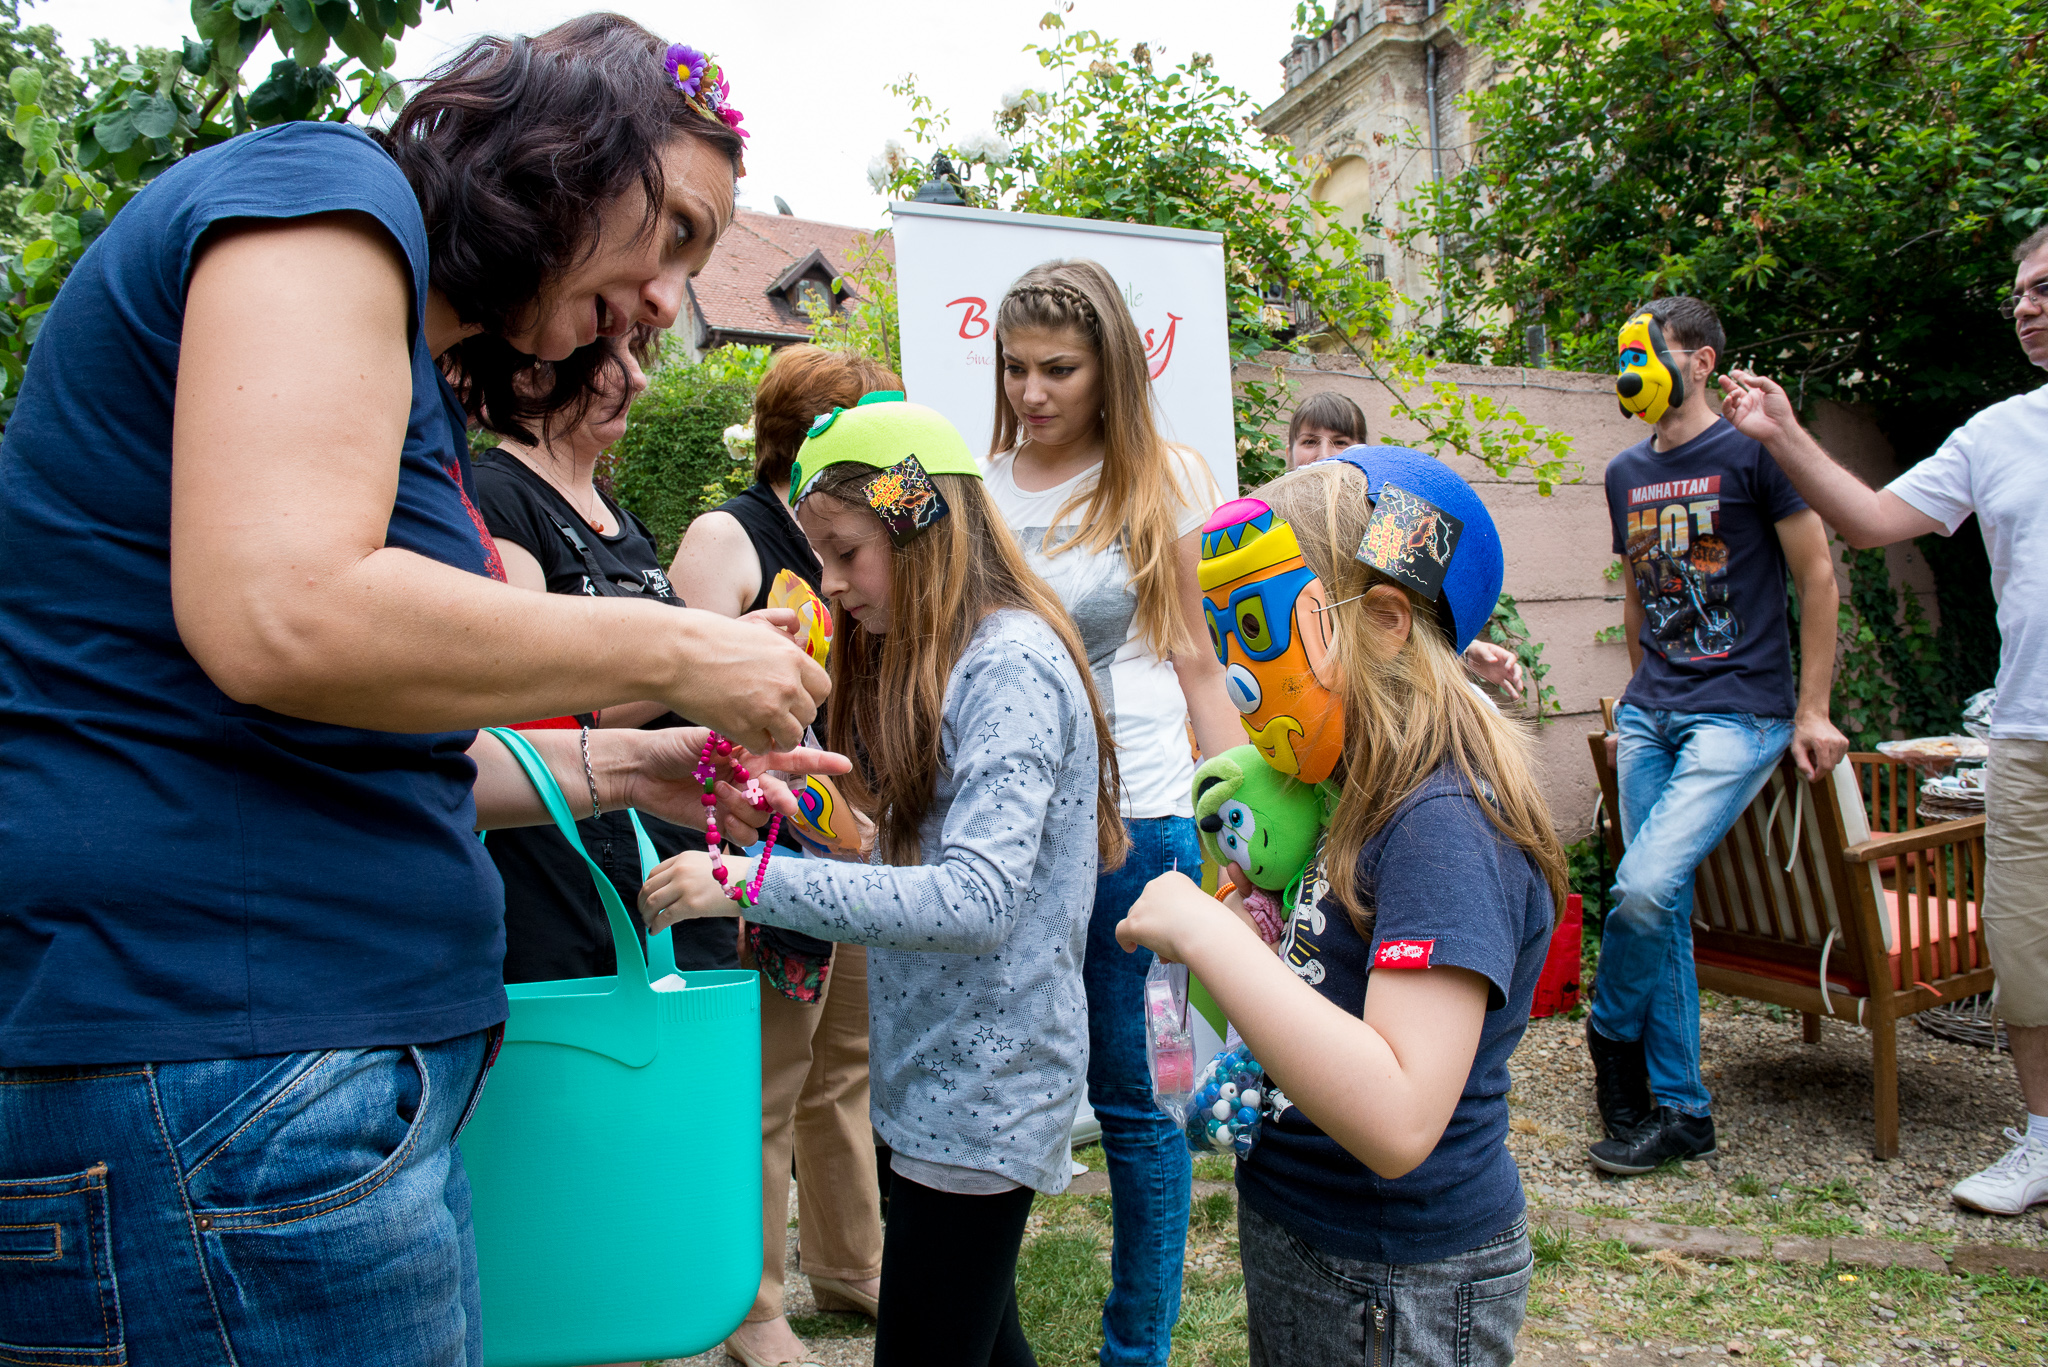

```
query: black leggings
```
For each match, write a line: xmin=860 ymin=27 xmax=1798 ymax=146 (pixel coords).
xmin=873 ymin=1172 xmax=1038 ymax=1367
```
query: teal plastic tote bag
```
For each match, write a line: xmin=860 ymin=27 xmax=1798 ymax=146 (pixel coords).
xmin=463 ymin=727 xmax=762 ymax=1367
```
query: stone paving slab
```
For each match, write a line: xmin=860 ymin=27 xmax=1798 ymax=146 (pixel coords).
xmin=1530 ymin=1207 xmax=2048 ymax=1279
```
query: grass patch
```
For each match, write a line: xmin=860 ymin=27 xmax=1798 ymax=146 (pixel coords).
xmin=1192 ymin=1153 xmax=1234 ymax=1184
xmin=786 ymin=1311 xmax=873 ymax=1340
xmin=1524 ymin=1233 xmax=2048 ymax=1362
xmin=1016 ymin=1188 xmax=1248 ymax=1366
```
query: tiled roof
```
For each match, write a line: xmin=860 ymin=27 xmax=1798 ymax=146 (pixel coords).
xmin=689 ymin=208 xmax=891 ymax=345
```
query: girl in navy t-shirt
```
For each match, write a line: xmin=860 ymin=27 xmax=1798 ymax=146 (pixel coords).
xmin=1118 ymin=453 xmax=1568 ymax=1366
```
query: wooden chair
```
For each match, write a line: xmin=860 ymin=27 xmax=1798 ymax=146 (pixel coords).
xmin=1588 ymin=708 xmax=1992 ymax=1158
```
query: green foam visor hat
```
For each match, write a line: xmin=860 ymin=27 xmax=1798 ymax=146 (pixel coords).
xmin=788 ymin=391 xmax=983 ymax=545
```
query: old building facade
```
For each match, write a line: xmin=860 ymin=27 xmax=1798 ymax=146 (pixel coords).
xmin=1257 ymin=0 xmax=1496 ymax=326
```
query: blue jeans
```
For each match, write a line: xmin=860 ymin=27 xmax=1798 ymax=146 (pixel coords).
xmin=0 ymin=1030 xmax=495 ymax=1366
xmin=1591 ymin=704 xmax=1791 ymax=1116
xmin=1085 ymin=815 xmax=1202 ymax=1367
xmin=1239 ymin=1200 xmax=1531 ymax=1366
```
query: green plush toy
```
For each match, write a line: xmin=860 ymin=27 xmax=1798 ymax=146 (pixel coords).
xmin=1192 ymin=745 xmax=1329 ymax=907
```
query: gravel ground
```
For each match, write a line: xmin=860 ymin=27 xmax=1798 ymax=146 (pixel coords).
xmin=1508 ymin=995 xmax=2048 ymax=1248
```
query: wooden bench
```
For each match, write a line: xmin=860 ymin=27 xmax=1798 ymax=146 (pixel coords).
xmin=1587 ymin=714 xmax=1992 ymax=1158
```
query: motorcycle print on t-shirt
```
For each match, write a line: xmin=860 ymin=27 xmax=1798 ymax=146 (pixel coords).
xmin=1623 ymin=474 xmax=1740 ymax=662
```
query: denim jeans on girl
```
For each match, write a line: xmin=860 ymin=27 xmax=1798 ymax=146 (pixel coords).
xmin=1238 ymin=1199 xmax=1532 ymax=1366
xmin=0 ymin=1030 xmax=494 ymax=1367
xmin=1084 ymin=815 xmax=1202 ymax=1366
xmin=1591 ymin=703 xmax=1792 ymax=1116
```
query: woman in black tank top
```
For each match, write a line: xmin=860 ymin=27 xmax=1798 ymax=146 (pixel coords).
xmin=668 ymin=344 xmax=900 ymax=1367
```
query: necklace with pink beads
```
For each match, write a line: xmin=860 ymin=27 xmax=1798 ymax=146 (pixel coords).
xmin=696 ymin=732 xmax=781 ymax=907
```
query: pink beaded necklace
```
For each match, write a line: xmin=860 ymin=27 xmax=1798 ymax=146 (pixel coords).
xmin=696 ymin=732 xmax=781 ymax=907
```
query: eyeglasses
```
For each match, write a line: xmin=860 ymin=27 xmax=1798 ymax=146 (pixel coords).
xmin=1205 ymin=565 xmax=1319 ymax=664
xmin=1997 ymin=278 xmax=2048 ymax=319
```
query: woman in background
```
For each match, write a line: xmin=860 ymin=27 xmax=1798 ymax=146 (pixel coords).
xmin=671 ymin=345 xmax=896 ymax=1367
xmin=1285 ymin=390 xmax=1369 ymax=469
xmin=476 ymin=326 xmax=739 ymax=981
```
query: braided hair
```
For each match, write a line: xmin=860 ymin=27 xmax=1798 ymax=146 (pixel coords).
xmin=990 ymin=258 xmax=1211 ymax=662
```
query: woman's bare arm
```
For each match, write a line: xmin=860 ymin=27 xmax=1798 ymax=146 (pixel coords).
xmin=668 ymin=509 xmax=762 ymax=619
xmin=169 ymin=214 xmax=826 ymax=752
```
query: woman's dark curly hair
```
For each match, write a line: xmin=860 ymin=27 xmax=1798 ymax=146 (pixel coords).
xmin=376 ymin=12 xmax=743 ymax=443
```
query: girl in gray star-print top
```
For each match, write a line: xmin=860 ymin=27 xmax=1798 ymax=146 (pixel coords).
xmin=642 ymin=396 xmax=1126 ymax=1366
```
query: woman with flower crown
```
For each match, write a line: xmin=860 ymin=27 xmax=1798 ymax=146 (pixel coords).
xmin=0 ymin=16 xmax=843 ymax=1365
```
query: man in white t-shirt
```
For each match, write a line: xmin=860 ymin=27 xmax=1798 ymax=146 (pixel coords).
xmin=1718 ymin=223 xmax=2048 ymax=1214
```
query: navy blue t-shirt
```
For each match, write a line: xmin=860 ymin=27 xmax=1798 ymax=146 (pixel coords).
xmin=1236 ymin=766 xmax=1553 ymax=1265
xmin=0 ymin=123 xmax=511 ymax=1066
xmin=1606 ymin=418 xmax=1808 ymax=718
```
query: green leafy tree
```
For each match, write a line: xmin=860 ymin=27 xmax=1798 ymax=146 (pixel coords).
xmin=604 ymin=357 xmax=762 ymax=562
xmin=1417 ymin=0 xmax=2047 ymax=443
xmin=866 ymin=9 xmax=1576 ymax=495
xmin=0 ymin=0 xmax=450 ymax=416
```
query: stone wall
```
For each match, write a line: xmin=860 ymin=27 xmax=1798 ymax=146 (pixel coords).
xmin=1235 ymin=355 xmax=1941 ymax=841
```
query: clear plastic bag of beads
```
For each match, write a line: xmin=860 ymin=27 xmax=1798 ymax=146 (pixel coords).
xmin=1144 ymin=958 xmax=1196 ymax=1126
xmin=1183 ymin=1041 xmax=1272 ymax=1161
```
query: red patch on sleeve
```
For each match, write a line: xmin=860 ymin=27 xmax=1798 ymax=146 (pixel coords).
xmin=1374 ymin=938 xmax=1436 ymax=969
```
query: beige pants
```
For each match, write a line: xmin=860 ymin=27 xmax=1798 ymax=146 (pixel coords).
xmin=1987 ymin=740 xmax=2048 ymax=1028
xmin=745 ymin=941 xmax=883 ymax=1323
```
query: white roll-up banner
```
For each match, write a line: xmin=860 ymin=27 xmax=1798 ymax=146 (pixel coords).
xmin=889 ymin=199 xmax=1237 ymax=501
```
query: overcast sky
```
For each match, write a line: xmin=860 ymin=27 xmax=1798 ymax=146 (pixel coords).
xmin=24 ymin=0 xmax=1300 ymax=229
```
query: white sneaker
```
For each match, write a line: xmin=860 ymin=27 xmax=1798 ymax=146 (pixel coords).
xmin=1950 ymin=1128 xmax=2048 ymax=1215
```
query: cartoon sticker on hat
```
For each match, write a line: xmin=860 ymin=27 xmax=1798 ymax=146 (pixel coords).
xmin=1355 ymin=484 xmax=1463 ymax=600
xmin=861 ymin=455 xmax=950 ymax=546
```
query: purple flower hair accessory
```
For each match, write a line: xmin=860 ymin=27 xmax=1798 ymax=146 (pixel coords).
xmin=664 ymin=43 xmax=708 ymax=97
xmin=664 ymin=44 xmax=748 ymax=142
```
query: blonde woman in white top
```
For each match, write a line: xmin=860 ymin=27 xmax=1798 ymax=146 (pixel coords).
xmin=980 ymin=258 xmax=1237 ymax=1367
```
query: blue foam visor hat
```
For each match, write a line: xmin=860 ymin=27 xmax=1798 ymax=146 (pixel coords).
xmin=1321 ymin=445 xmax=1505 ymax=655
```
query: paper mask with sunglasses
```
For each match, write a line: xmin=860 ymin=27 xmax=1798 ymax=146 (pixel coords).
xmin=1199 ymin=497 xmax=1344 ymax=783
xmin=1615 ymin=309 xmax=1686 ymax=424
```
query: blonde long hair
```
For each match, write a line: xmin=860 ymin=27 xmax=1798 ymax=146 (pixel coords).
xmin=813 ymin=465 xmax=1129 ymax=872
xmin=1261 ymin=462 xmax=1568 ymax=930
xmin=992 ymin=259 xmax=1201 ymax=660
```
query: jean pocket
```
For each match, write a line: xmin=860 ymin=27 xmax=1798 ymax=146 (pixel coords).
xmin=179 ymin=1046 xmax=431 ymax=1231
xmin=0 ymin=1165 xmax=126 ymax=1367
xmin=1455 ymin=1251 xmax=1533 ymax=1366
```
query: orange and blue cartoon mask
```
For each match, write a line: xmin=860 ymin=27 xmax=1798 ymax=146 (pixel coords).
xmin=1616 ymin=309 xmax=1684 ymax=424
xmin=1198 ymin=498 xmax=1343 ymax=784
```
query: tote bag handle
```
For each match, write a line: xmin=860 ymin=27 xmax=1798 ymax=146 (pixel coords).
xmin=483 ymin=726 xmax=679 ymax=1068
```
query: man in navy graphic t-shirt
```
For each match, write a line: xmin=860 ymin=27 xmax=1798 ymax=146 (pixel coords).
xmin=1589 ymin=295 xmax=1849 ymax=1174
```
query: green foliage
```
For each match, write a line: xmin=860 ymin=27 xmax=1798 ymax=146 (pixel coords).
xmin=870 ymin=12 xmax=1576 ymax=495
xmin=0 ymin=0 xmax=446 ymax=417
xmin=604 ymin=356 xmax=757 ymax=563
xmin=1831 ymin=545 xmax=1950 ymax=750
xmin=1419 ymin=0 xmax=2047 ymax=439
xmin=1482 ymin=592 xmax=1561 ymax=721
xmin=1566 ymin=832 xmax=1610 ymax=924
xmin=1593 ymin=623 xmax=1627 ymax=644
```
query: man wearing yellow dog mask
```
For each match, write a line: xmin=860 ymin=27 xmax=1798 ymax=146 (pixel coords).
xmin=1594 ymin=295 xmax=1847 ymax=1178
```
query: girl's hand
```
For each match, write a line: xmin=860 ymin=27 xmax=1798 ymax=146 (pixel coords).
xmin=641 ymin=850 xmax=760 ymax=932
xmin=608 ymin=727 xmax=851 ymax=835
xmin=1115 ymin=870 xmax=1256 ymax=965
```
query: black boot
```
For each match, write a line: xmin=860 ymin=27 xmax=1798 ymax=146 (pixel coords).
xmin=1585 ymin=1018 xmax=1653 ymax=1139
xmin=1588 ymin=1106 xmax=1716 ymax=1174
